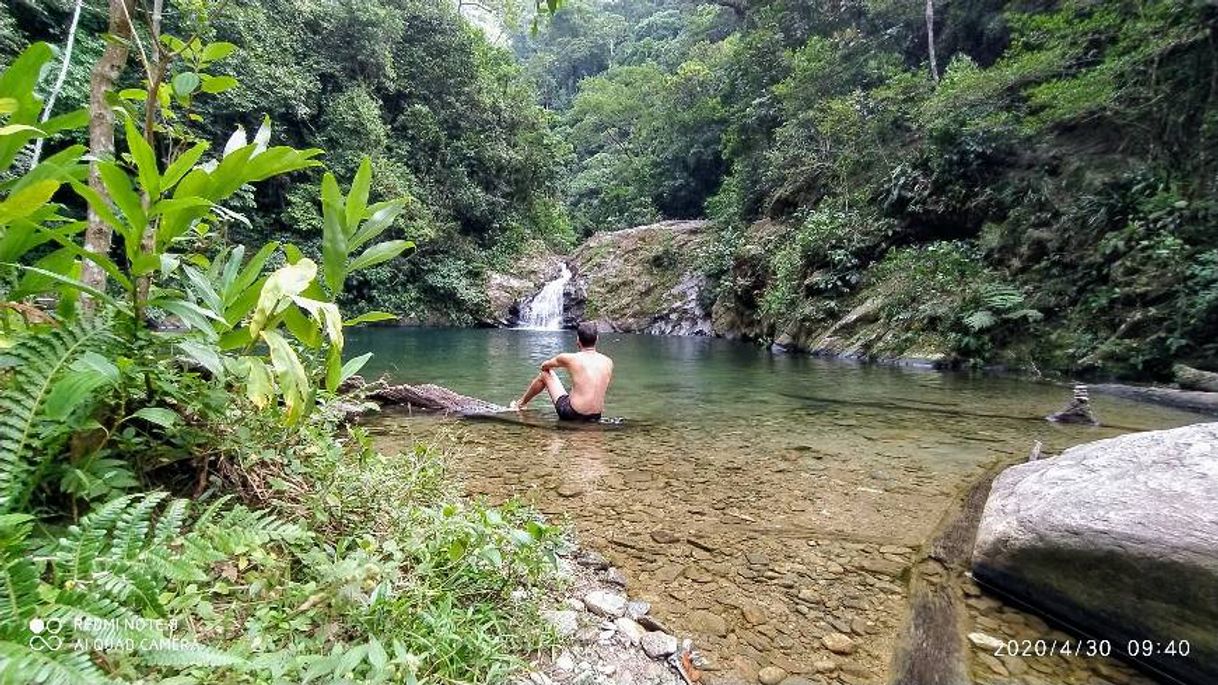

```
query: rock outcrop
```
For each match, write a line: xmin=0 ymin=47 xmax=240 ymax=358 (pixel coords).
xmin=567 ymin=220 xmax=714 ymax=335
xmin=1174 ymin=363 xmax=1218 ymax=393
xmin=972 ymin=423 xmax=1218 ymax=684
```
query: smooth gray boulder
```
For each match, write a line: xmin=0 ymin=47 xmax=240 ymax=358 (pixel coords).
xmin=972 ymin=423 xmax=1218 ymax=684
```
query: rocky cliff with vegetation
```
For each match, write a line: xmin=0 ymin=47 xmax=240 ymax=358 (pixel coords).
xmin=499 ymin=0 xmax=1218 ymax=380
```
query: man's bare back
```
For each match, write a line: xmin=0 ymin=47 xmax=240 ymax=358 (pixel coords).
xmin=511 ymin=322 xmax=613 ymax=421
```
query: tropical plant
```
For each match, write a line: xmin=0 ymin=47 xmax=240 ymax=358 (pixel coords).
xmin=0 ymin=492 xmax=309 ymax=684
xmin=0 ymin=316 xmax=117 ymax=514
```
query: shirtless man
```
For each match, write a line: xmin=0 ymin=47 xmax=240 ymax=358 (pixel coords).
xmin=510 ymin=322 xmax=613 ymax=421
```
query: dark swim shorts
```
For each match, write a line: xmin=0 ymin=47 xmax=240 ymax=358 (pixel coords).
xmin=554 ymin=394 xmax=601 ymax=422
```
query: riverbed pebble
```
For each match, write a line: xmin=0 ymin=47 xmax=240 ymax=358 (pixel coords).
xmin=614 ymin=617 xmax=647 ymax=644
xmin=626 ymin=599 xmax=650 ymax=619
xmin=821 ymin=632 xmax=856 ymax=654
xmin=688 ymin=609 xmax=729 ymax=637
xmin=757 ymin=665 xmax=787 ymax=685
xmin=640 ymin=631 xmax=679 ymax=658
xmin=966 ymin=631 xmax=1004 ymax=652
xmin=542 ymin=609 xmax=579 ymax=638
xmin=584 ymin=590 xmax=627 ymax=618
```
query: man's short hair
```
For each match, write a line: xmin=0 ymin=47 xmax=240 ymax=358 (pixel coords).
xmin=576 ymin=321 xmax=598 ymax=347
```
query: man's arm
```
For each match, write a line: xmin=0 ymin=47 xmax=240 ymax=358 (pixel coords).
xmin=540 ymin=353 xmax=571 ymax=372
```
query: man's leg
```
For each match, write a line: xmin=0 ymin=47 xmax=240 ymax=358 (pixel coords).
xmin=514 ymin=371 xmax=566 ymax=408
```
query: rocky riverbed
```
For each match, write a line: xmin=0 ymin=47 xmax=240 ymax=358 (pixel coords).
xmin=369 ymin=409 xmax=1195 ymax=684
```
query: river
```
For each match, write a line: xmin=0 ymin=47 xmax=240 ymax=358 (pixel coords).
xmin=350 ymin=327 xmax=1204 ymax=685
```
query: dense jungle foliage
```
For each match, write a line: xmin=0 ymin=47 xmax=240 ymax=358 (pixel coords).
xmin=515 ymin=0 xmax=1218 ymax=378
xmin=2 ymin=0 xmax=573 ymax=324
xmin=0 ymin=2 xmax=567 ymax=682
xmin=9 ymin=0 xmax=1215 ymax=376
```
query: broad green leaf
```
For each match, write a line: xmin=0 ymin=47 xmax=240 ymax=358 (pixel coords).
xmin=97 ymin=162 xmax=147 ymax=244
xmin=282 ymin=306 xmax=321 ymax=349
xmin=171 ymin=72 xmax=201 ymax=98
xmin=199 ymin=75 xmax=238 ymax=94
xmin=150 ymin=297 xmax=223 ymax=340
xmin=40 ymin=108 xmax=87 ymax=136
xmin=0 ymin=179 xmax=59 ymax=223
xmin=150 ymin=196 xmax=212 ymax=218
xmin=348 ymin=240 xmax=413 ymax=273
xmin=349 ymin=200 xmax=406 ymax=251
xmin=291 ymin=297 xmax=343 ymax=348
xmin=0 ymin=124 xmax=44 ymax=137
xmin=0 ymin=98 xmax=16 ymax=114
xmin=45 ymin=353 xmax=120 ymax=419
xmin=240 ymin=356 xmax=274 ymax=408
xmin=178 ymin=340 xmax=225 ymax=379
xmin=343 ymin=311 xmax=397 ymax=326
xmin=219 ymin=327 xmax=253 ymax=351
xmin=229 ymin=241 xmax=278 ymax=302
xmin=30 ymin=225 xmax=131 ymax=289
xmin=282 ymin=243 xmax=305 ymax=264
xmin=262 ymin=330 xmax=311 ymax=424
xmin=2 ymin=262 xmax=124 ymax=308
xmin=181 ymin=264 xmax=225 ymax=315
xmin=250 ymin=259 xmax=318 ymax=338
xmin=320 ymin=173 xmax=348 ymax=295
xmin=201 ymin=42 xmax=237 ymax=62
xmin=332 ymin=352 xmax=372 ymax=391
xmin=132 ymin=407 xmax=178 ymax=427
xmin=346 ymin=157 xmax=373 ymax=233
xmin=7 ymin=246 xmax=76 ymax=299
xmin=162 ymin=142 xmax=209 ymax=190
xmin=123 ymin=117 xmax=160 ymax=197
xmin=366 ymin=637 xmax=388 ymax=672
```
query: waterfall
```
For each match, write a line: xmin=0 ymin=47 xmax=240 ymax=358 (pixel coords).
xmin=518 ymin=264 xmax=571 ymax=330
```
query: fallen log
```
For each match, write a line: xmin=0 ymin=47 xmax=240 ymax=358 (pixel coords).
xmin=1090 ymin=383 xmax=1218 ymax=416
xmin=341 ymin=375 xmax=508 ymax=415
xmin=368 ymin=382 xmax=509 ymax=415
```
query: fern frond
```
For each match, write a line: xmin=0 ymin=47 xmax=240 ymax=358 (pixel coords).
xmin=141 ymin=644 xmax=248 ymax=668
xmin=963 ymin=309 xmax=998 ymax=331
xmin=0 ymin=317 xmax=116 ymax=513
xmin=152 ymin=499 xmax=189 ymax=547
xmin=0 ymin=640 xmax=113 ymax=685
xmin=0 ymin=516 xmax=38 ymax=636
xmin=115 ymin=491 xmax=168 ymax=560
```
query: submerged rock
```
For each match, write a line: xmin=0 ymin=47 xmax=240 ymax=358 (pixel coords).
xmin=972 ymin=422 xmax=1218 ymax=684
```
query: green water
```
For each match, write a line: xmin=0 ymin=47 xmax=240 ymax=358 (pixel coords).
xmin=349 ymin=326 xmax=1198 ymax=437
xmin=349 ymin=327 xmax=1202 ymax=684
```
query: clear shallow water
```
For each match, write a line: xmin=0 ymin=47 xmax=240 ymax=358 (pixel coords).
xmin=350 ymin=328 xmax=1205 ymax=684
xmin=349 ymin=327 xmax=1197 ymax=431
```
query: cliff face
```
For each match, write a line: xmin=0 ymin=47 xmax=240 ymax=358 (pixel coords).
xmin=566 ymin=220 xmax=714 ymax=336
xmin=485 ymin=219 xmax=955 ymax=365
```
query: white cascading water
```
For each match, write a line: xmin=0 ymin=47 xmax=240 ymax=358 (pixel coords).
xmin=517 ymin=264 xmax=571 ymax=330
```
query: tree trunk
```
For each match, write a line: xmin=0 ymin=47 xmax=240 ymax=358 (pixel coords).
xmin=925 ymin=0 xmax=940 ymax=83
xmin=81 ymin=0 xmax=133 ymax=303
